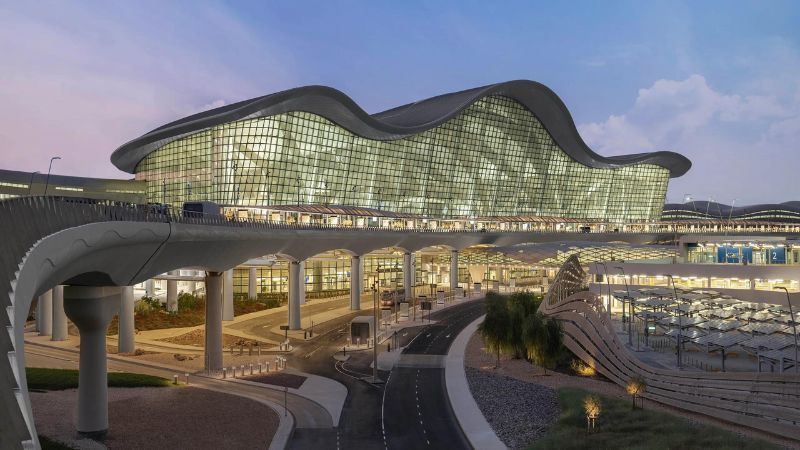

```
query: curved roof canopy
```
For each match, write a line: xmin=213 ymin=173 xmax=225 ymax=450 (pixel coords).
xmin=663 ymin=201 xmax=800 ymax=223
xmin=111 ymin=80 xmax=691 ymax=177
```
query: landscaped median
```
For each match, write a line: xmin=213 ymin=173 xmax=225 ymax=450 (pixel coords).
xmin=27 ymin=367 xmax=280 ymax=450
xmin=532 ymin=387 xmax=778 ymax=450
xmin=26 ymin=367 xmax=171 ymax=390
xmin=462 ymin=291 xmax=790 ymax=449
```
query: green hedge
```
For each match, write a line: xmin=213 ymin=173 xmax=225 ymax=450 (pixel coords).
xmin=26 ymin=368 xmax=170 ymax=391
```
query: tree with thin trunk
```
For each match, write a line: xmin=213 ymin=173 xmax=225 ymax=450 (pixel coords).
xmin=479 ymin=292 xmax=511 ymax=368
xmin=523 ymin=311 xmax=563 ymax=375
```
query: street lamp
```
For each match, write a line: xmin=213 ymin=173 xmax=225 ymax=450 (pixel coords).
xmin=27 ymin=171 xmax=40 ymax=195
xmin=774 ymin=287 xmax=799 ymax=373
xmin=43 ymin=156 xmax=61 ymax=196
xmin=614 ymin=265 xmax=633 ymax=346
xmin=371 ymin=280 xmax=380 ymax=383
xmin=664 ymin=274 xmax=682 ymax=368
xmin=597 ymin=262 xmax=612 ymax=320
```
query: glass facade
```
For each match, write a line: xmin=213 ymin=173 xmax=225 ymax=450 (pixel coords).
xmin=231 ymin=253 xmax=426 ymax=296
xmin=135 ymin=96 xmax=670 ymax=221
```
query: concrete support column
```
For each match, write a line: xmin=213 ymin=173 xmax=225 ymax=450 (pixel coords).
xmin=299 ymin=261 xmax=306 ymax=305
xmin=311 ymin=260 xmax=323 ymax=293
xmin=350 ymin=255 xmax=362 ymax=310
xmin=248 ymin=267 xmax=258 ymax=300
xmin=63 ymin=286 xmax=122 ymax=436
xmin=145 ymin=279 xmax=154 ymax=297
xmin=51 ymin=285 xmax=68 ymax=341
xmin=403 ymin=252 xmax=413 ymax=301
xmin=38 ymin=290 xmax=53 ymax=336
xmin=223 ymin=269 xmax=234 ymax=321
xmin=450 ymin=250 xmax=459 ymax=291
xmin=288 ymin=261 xmax=302 ymax=330
xmin=118 ymin=286 xmax=135 ymax=354
xmin=204 ymin=272 xmax=223 ymax=372
xmin=166 ymin=270 xmax=178 ymax=313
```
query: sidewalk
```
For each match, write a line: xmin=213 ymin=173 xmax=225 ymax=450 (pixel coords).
xmin=444 ymin=314 xmax=506 ymax=450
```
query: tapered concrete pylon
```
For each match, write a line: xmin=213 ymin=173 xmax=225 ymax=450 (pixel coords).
xmin=288 ymin=261 xmax=302 ymax=330
xmin=223 ymin=269 xmax=234 ymax=321
xmin=118 ymin=286 xmax=135 ymax=353
xmin=350 ymin=255 xmax=362 ymax=310
xmin=403 ymin=252 xmax=413 ymax=301
xmin=166 ymin=270 xmax=178 ymax=313
xmin=450 ymin=250 xmax=459 ymax=291
xmin=63 ymin=286 xmax=122 ymax=437
xmin=204 ymin=272 xmax=223 ymax=372
xmin=38 ymin=290 xmax=53 ymax=336
xmin=248 ymin=267 xmax=258 ymax=300
xmin=51 ymin=286 xmax=68 ymax=341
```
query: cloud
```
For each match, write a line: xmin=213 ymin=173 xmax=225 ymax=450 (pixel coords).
xmin=578 ymin=74 xmax=800 ymax=204
xmin=0 ymin=2 xmax=295 ymax=178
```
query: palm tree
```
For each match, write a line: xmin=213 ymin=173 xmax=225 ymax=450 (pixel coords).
xmin=479 ymin=292 xmax=510 ymax=368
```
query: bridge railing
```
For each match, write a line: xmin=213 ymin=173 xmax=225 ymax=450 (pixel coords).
xmin=5 ymin=196 xmax=800 ymax=234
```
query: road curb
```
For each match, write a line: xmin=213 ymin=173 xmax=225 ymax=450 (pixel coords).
xmin=444 ymin=314 xmax=507 ymax=450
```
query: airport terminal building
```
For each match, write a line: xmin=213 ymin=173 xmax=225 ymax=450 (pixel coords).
xmin=111 ymin=80 xmax=690 ymax=223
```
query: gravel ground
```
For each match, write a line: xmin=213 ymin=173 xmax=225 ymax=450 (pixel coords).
xmin=464 ymin=331 xmax=800 ymax=449
xmin=31 ymin=386 xmax=279 ymax=449
xmin=465 ymin=366 xmax=559 ymax=449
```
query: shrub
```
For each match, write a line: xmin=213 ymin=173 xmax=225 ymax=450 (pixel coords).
xmin=626 ymin=376 xmax=647 ymax=409
xmin=135 ymin=296 xmax=161 ymax=313
xmin=571 ymin=359 xmax=597 ymax=377
xmin=177 ymin=292 xmax=202 ymax=310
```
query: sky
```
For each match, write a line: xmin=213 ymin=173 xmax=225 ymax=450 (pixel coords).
xmin=1 ymin=0 xmax=799 ymax=205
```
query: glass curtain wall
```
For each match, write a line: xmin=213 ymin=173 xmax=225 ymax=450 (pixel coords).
xmin=136 ymin=96 xmax=670 ymax=221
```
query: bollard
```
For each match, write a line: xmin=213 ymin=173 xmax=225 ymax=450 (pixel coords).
xmin=185 ymin=373 xmax=190 ymax=385
xmin=259 ymin=363 xmax=263 ymax=374
xmin=266 ymin=362 xmax=270 ymax=372
xmin=223 ymin=368 xmax=227 ymax=379
xmin=232 ymin=366 xmax=236 ymax=378
xmin=241 ymin=365 xmax=245 ymax=376
xmin=173 ymin=375 xmax=179 ymax=385
xmin=304 ymin=331 xmax=308 ymax=340
xmin=250 ymin=363 xmax=253 ymax=375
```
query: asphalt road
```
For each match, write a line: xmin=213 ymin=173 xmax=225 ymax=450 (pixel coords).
xmin=230 ymin=295 xmax=370 ymax=343
xmin=382 ymin=300 xmax=485 ymax=450
xmin=288 ymin=299 xmax=485 ymax=450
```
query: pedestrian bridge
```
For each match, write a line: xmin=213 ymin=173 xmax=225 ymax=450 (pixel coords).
xmin=1 ymin=196 xmax=797 ymax=449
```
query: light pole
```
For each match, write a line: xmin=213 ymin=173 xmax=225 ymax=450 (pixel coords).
xmin=665 ymin=274 xmax=682 ymax=368
xmin=598 ymin=262 xmax=612 ymax=320
xmin=43 ymin=156 xmax=61 ymax=196
xmin=774 ymin=287 xmax=799 ymax=373
xmin=371 ymin=280 xmax=380 ymax=382
xmin=614 ymin=265 xmax=633 ymax=346
xmin=27 ymin=171 xmax=40 ymax=195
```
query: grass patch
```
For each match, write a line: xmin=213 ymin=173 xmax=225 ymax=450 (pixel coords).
xmin=531 ymin=387 xmax=778 ymax=450
xmin=26 ymin=368 xmax=170 ymax=391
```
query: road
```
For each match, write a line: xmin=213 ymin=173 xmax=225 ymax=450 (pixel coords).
xmin=382 ymin=300 xmax=485 ymax=450
xmin=230 ymin=295 xmax=371 ymax=342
